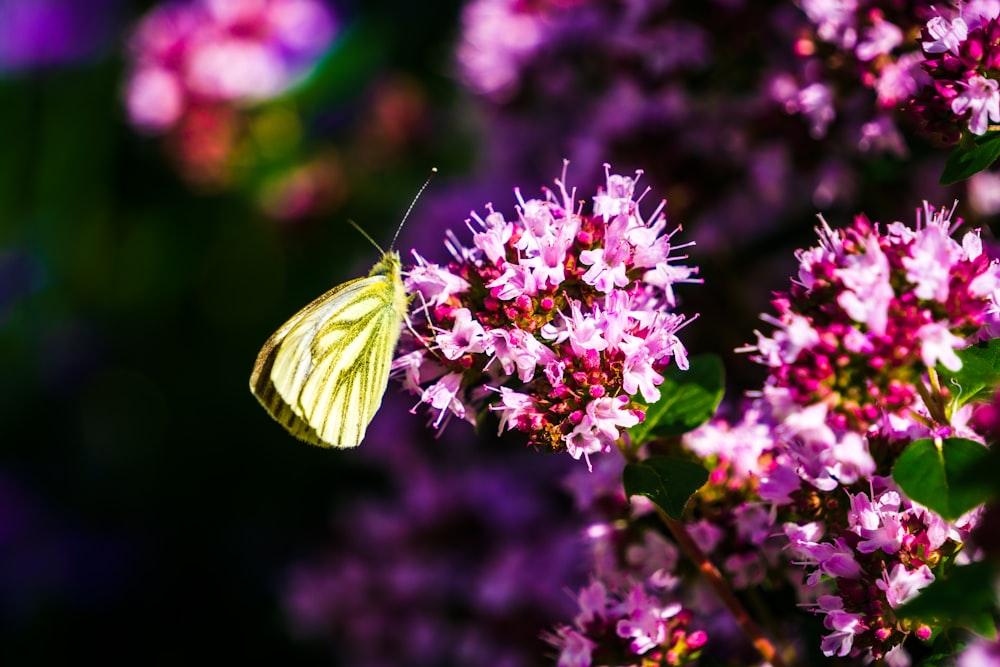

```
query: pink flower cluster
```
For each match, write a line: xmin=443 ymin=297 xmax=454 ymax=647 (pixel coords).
xmin=785 ymin=474 xmax=978 ymax=661
xmin=681 ymin=402 xmax=986 ymax=664
xmin=549 ymin=450 xmax=708 ymax=667
xmin=394 ymin=164 xmax=699 ymax=468
xmin=911 ymin=7 xmax=1000 ymax=142
xmin=682 ymin=407 xmax=790 ymax=593
xmin=546 ymin=580 xmax=706 ymax=667
xmin=710 ymin=202 xmax=1000 ymax=662
xmin=744 ymin=202 xmax=1000 ymax=441
xmin=124 ymin=0 xmax=335 ymax=132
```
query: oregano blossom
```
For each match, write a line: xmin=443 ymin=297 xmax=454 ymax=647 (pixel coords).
xmin=393 ymin=164 xmax=700 ymax=468
xmin=742 ymin=202 xmax=1000 ymax=435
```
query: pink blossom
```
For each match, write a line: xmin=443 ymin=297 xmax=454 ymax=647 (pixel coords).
xmin=487 ymin=261 xmax=539 ymax=299
xmin=643 ymin=262 xmax=700 ymax=308
xmin=875 ymin=52 xmax=927 ymax=108
xmin=758 ymin=459 xmax=801 ymax=504
xmin=580 ymin=246 xmax=631 ymax=293
xmin=964 ymin=2 xmax=1000 ymax=30
xmin=436 ymin=308 xmax=489 ymax=360
xmin=575 ymin=580 xmax=608 ymax=625
xmin=615 ymin=584 xmax=679 ymax=655
xmin=849 ymin=490 xmax=905 ymax=554
xmin=586 ymin=396 xmax=640 ymax=444
xmin=800 ymin=0 xmax=859 ymax=47
xmin=817 ymin=539 xmax=864 ymax=580
xmin=682 ymin=406 xmax=775 ymax=480
xmin=916 ymin=322 xmax=965 ymax=371
xmin=922 ymin=16 xmax=968 ymax=55
xmin=820 ymin=606 xmax=865 ymax=657
xmin=956 ymin=638 xmax=1000 ymax=667
xmin=733 ymin=503 xmax=773 ymax=544
xmin=455 ymin=0 xmax=547 ymax=100
xmin=392 ymin=350 xmax=432 ymax=393
xmin=797 ymin=82 xmax=836 ymax=138
xmin=559 ymin=301 xmax=610 ymax=356
xmin=856 ymin=17 xmax=902 ymax=62
xmin=951 ymin=75 xmax=1000 ymax=135
xmin=876 ymin=563 xmax=935 ymax=608
xmin=491 ymin=387 xmax=535 ymax=434
xmin=419 ymin=372 xmax=467 ymax=428
xmin=903 ymin=225 xmax=961 ymax=302
xmin=489 ymin=327 xmax=554 ymax=382
xmin=593 ymin=169 xmax=639 ymax=221
xmin=406 ymin=252 xmax=471 ymax=307
xmin=836 ymin=235 xmax=892 ymax=335
xmin=470 ymin=208 xmax=513 ymax=265
xmin=554 ymin=627 xmax=596 ymax=667
xmin=723 ymin=551 xmax=765 ymax=588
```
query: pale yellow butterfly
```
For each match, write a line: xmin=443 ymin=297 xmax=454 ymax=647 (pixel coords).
xmin=249 ymin=171 xmax=435 ymax=448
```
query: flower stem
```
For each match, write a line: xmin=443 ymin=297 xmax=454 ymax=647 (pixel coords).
xmin=656 ymin=508 xmax=790 ymax=667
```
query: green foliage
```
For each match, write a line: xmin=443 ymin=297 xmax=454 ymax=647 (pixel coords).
xmin=893 ymin=438 xmax=994 ymax=521
xmin=939 ymin=338 xmax=1000 ymax=412
xmin=628 ymin=354 xmax=724 ymax=444
xmin=622 ymin=456 xmax=709 ymax=519
xmin=940 ymin=132 xmax=1000 ymax=185
xmin=896 ymin=561 xmax=999 ymax=638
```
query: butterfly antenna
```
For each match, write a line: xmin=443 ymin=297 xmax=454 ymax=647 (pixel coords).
xmin=348 ymin=219 xmax=386 ymax=255
xmin=389 ymin=167 xmax=437 ymax=251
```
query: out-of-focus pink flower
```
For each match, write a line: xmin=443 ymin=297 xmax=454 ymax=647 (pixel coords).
xmin=124 ymin=0 xmax=335 ymax=132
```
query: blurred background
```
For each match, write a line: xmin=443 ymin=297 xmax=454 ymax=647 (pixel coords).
xmin=0 ymin=0 xmax=991 ymax=664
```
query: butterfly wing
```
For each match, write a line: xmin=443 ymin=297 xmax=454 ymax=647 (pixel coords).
xmin=250 ymin=254 xmax=407 ymax=448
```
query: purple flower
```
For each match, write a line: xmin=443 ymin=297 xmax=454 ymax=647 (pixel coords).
xmin=876 ymin=563 xmax=935 ymax=608
xmin=393 ymin=164 xmax=699 ymax=468
xmin=922 ymin=16 xmax=968 ymax=54
xmin=551 ymin=627 xmax=595 ymax=667
xmin=848 ymin=489 xmax=905 ymax=554
xmin=799 ymin=0 xmax=859 ymax=48
xmin=743 ymin=202 xmax=1000 ymax=432
xmin=817 ymin=597 xmax=865 ymax=657
xmin=547 ymin=577 xmax=702 ymax=666
xmin=856 ymin=16 xmax=902 ymax=62
xmin=951 ymin=75 xmax=1000 ymax=135
xmin=911 ymin=11 xmax=1000 ymax=142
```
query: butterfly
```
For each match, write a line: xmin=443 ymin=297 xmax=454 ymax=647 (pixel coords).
xmin=249 ymin=171 xmax=434 ymax=448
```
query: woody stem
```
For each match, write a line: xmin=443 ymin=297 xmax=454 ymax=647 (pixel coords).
xmin=657 ymin=508 xmax=789 ymax=667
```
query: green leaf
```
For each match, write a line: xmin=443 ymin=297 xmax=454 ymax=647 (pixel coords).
xmin=940 ymin=338 xmax=1000 ymax=411
xmin=623 ymin=456 xmax=709 ymax=519
xmin=941 ymin=132 xmax=1000 ymax=185
xmin=893 ymin=438 xmax=993 ymax=521
xmin=628 ymin=354 xmax=724 ymax=444
xmin=896 ymin=561 xmax=998 ymax=637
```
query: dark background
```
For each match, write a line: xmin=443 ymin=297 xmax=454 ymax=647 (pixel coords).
xmin=0 ymin=0 xmax=477 ymax=662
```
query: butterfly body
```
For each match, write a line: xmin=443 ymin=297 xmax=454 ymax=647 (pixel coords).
xmin=250 ymin=251 xmax=408 ymax=448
